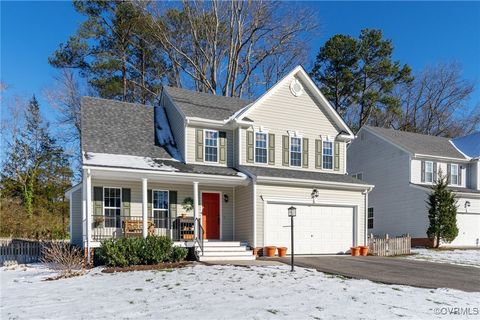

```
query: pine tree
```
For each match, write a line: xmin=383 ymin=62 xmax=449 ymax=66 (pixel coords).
xmin=426 ymin=173 xmax=459 ymax=247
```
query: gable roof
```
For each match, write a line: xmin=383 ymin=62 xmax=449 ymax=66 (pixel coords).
xmin=81 ymin=97 xmax=173 ymax=160
xmin=364 ymin=126 xmax=467 ymax=160
xmin=163 ymin=86 xmax=252 ymax=121
xmin=235 ymin=65 xmax=355 ymax=139
xmin=452 ymin=132 xmax=480 ymax=159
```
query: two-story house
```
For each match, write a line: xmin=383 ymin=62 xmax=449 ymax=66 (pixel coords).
xmin=66 ymin=66 xmax=372 ymax=261
xmin=347 ymin=126 xmax=480 ymax=247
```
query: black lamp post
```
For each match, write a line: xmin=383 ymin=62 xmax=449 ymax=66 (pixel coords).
xmin=288 ymin=206 xmax=296 ymax=272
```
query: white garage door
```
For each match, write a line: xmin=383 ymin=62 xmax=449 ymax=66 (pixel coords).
xmin=265 ymin=203 xmax=356 ymax=254
xmin=447 ymin=213 xmax=480 ymax=247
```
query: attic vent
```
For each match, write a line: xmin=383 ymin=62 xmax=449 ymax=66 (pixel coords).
xmin=290 ymin=79 xmax=304 ymax=97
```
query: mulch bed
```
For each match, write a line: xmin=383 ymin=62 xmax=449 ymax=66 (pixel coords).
xmin=102 ymin=261 xmax=192 ymax=273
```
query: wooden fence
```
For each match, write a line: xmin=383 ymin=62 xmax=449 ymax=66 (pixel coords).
xmin=368 ymin=234 xmax=411 ymax=256
xmin=0 ymin=238 xmax=67 ymax=265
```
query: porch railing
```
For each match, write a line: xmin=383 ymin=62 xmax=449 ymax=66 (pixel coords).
xmin=91 ymin=215 xmax=195 ymax=242
xmin=194 ymin=218 xmax=204 ymax=257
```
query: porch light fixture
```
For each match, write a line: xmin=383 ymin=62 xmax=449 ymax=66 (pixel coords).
xmin=311 ymin=189 xmax=319 ymax=203
xmin=223 ymin=194 xmax=229 ymax=203
xmin=288 ymin=206 xmax=296 ymax=272
xmin=465 ymin=201 xmax=471 ymax=213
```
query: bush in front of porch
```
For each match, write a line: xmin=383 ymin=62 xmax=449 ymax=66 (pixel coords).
xmin=97 ymin=236 xmax=187 ymax=267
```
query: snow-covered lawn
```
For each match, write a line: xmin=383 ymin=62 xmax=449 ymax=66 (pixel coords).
xmin=407 ymin=248 xmax=480 ymax=268
xmin=1 ymin=263 xmax=479 ymax=319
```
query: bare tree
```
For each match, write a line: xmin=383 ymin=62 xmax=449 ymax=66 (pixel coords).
xmin=393 ymin=63 xmax=478 ymax=137
xmin=144 ymin=0 xmax=318 ymax=98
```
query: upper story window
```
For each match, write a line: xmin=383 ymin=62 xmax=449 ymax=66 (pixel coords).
xmin=153 ymin=190 xmax=169 ymax=228
xmin=425 ymin=161 xmax=433 ymax=183
xmin=368 ymin=207 xmax=374 ymax=229
xmin=450 ymin=164 xmax=459 ymax=185
xmin=322 ymin=141 xmax=333 ymax=170
xmin=255 ymin=132 xmax=268 ymax=164
xmin=204 ymin=130 xmax=218 ymax=162
xmin=104 ymin=187 xmax=121 ymax=228
xmin=290 ymin=137 xmax=302 ymax=167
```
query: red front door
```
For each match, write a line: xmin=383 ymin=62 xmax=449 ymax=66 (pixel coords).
xmin=202 ymin=193 xmax=220 ymax=239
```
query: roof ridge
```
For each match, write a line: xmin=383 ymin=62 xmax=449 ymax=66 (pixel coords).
xmin=81 ymin=96 xmax=154 ymax=108
xmin=365 ymin=125 xmax=451 ymax=141
xmin=164 ymin=86 xmax=252 ymax=102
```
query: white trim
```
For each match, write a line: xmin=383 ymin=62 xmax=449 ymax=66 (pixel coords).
xmin=193 ymin=181 xmax=199 ymax=239
xmin=237 ymin=127 xmax=242 ymax=165
xmin=203 ymin=129 xmax=220 ymax=163
xmin=85 ymin=170 xmax=92 ymax=262
xmin=65 ymin=182 xmax=82 ymax=198
xmin=414 ymin=153 xmax=470 ymax=162
xmin=142 ymin=179 xmax=148 ymax=238
xmin=449 ymin=139 xmax=472 ymax=160
xmin=255 ymin=176 xmax=374 ymax=190
xmin=289 ymin=136 xmax=303 ymax=168
xmin=236 ymin=65 xmax=355 ymax=138
xmin=200 ymin=191 xmax=223 ymax=240
xmin=254 ymin=130 xmax=269 ymax=165
xmin=232 ymin=186 xmax=236 ymax=240
xmin=253 ymin=183 xmax=257 ymax=247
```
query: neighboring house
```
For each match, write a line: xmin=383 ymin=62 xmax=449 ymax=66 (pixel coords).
xmin=66 ymin=66 xmax=372 ymax=261
xmin=347 ymin=126 xmax=480 ymax=247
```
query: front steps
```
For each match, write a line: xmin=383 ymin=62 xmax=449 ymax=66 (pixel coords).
xmin=196 ymin=241 xmax=256 ymax=261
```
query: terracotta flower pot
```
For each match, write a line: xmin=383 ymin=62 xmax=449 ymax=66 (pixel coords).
xmin=252 ymin=247 xmax=263 ymax=257
xmin=350 ymin=247 xmax=360 ymax=256
xmin=265 ymin=246 xmax=277 ymax=257
xmin=277 ymin=247 xmax=288 ymax=257
xmin=359 ymin=246 xmax=369 ymax=256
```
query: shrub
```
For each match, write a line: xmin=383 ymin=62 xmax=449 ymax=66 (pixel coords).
xmin=170 ymin=246 xmax=188 ymax=262
xmin=97 ymin=236 xmax=186 ymax=267
xmin=41 ymin=242 xmax=84 ymax=277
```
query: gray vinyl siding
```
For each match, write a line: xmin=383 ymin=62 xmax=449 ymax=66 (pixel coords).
xmin=234 ymin=184 xmax=254 ymax=245
xmin=185 ymin=126 xmax=234 ymax=167
xmin=163 ymin=94 xmax=185 ymax=161
xmin=238 ymin=75 xmax=346 ymax=173
xmin=348 ymin=129 xmax=430 ymax=238
xmin=91 ymin=179 xmax=234 ymax=240
xmin=255 ymin=184 xmax=366 ymax=248
xmin=71 ymin=188 xmax=83 ymax=247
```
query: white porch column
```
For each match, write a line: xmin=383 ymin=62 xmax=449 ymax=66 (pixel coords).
xmin=142 ymin=178 xmax=148 ymax=238
xmin=85 ymin=169 xmax=92 ymax=264
xmin=193 ymin=181 xmax=199 ymax=239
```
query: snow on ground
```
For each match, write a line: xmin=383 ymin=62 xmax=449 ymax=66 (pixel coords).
xmin=2 ymin=264 xmax=479 ymax=320
xmin=407 ymin=248 xmax=480 ymax=268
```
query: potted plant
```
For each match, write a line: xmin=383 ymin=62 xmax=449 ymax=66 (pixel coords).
xmin=359 ymin=246 xmax=369 ymax=256
xmin=277 ymin=247 xmax=287 ymax=257
xmin=350 ymin=247 xmax=360 ymax=256
xmin=265 ymin=246 xmax=277 ymax=257
xmin=182 ymin=197 xmax=194 ymax=218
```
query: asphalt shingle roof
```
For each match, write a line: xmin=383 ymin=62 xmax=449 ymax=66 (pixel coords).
xmin=366 ymin=126 xmax=466 ymax=159
xmin=239 ymin=166 xmax=369 ymax=185
xmin=81 ymin=97 xmax=173 ymax=159
xmin=164 ymin=86 xmax=251 ymax=121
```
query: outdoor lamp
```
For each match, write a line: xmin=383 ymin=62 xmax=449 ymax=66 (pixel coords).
xmin=311 ymin=189 xmax=319 ymax=202
xmin=223 ymin=194 xmax=229 ymax=202
xmin=288 ymin=206 xmax=297 ymax=217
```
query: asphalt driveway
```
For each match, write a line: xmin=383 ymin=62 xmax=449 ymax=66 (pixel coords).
xmin=271 ymin=256 xmax=480 ymax=292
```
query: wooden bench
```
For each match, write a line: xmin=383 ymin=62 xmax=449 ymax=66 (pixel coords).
xmin=122 ymin=219 xmax=155 ymax=237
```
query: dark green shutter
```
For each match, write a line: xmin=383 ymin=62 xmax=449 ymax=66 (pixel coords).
xmin=459 ymin=165 xmax=462 ymax=185
xmin=334 ymin=142 xmax=340 ymax=171
xmin=93 ymin=187 xmax=103 ymax=216
xmin=219 ymin=131 xmax=227 ymax=164
xmin=195 ymin=129 xmax=204 ymax=161
xmin=268 ymin=133 xmax=275 ymax=165
xmin=246 ymin=131 xmax=254 ymax=163
xmin=282 ymin=135 xmax=289 ymax=166
xmin=421 ymin=161 xmax=425 ymax=182
xmin=147 ymin=189 xmax=152 ymax=218
xmin=122 ymin=188 xmax=131 ymax=216
xmin=315 ymin=139 xmax=322 ymax=169
xmin=302 ymin=138 xmax=309 ymax=168
xmin=169 ymin=191 xmax=177 ymax=221
xmin=433 ymin=162 xmax=437 ymax=182
xmin=447 ymin=163 xmax=451 ymax=184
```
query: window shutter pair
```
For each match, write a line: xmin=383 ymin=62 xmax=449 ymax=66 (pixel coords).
xmin=302 ymin=138 xmax=309 ymax=168
xmin=282 ymin=135 xmax=289 ymax=166
xmin=334 ymin=142 xmax=340 ymax=171
xmin=93 ymin=187 xmax=103 ymax=216
xmin=315 ymin=139 xmax=322 ymax=168
xmin=219 ymin=132 xmax=226 ymax=164
xmin=247 ymin=131 xmax=254 ymax=163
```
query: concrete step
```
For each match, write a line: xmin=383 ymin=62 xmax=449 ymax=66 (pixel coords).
xmin=198 ymin=255 xmax=256 ymax=262
xmin=201 ymin=250 xmax=253 ymax=257
xmin=200 ymin=241 xmax=242 ymax=247
xmin=202 ymin=246 xmax=248 ymax=252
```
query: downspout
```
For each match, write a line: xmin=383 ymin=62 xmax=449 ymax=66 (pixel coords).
xmin=362 ymin=187 xmax=372 ymax=246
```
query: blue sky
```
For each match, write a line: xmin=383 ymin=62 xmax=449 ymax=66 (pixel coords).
xmin=1 ymin=1 xmax=479 ymax=126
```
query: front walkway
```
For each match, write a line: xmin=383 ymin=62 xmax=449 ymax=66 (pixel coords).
xmin=270 ymin=256 xmax=480 ymax=292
